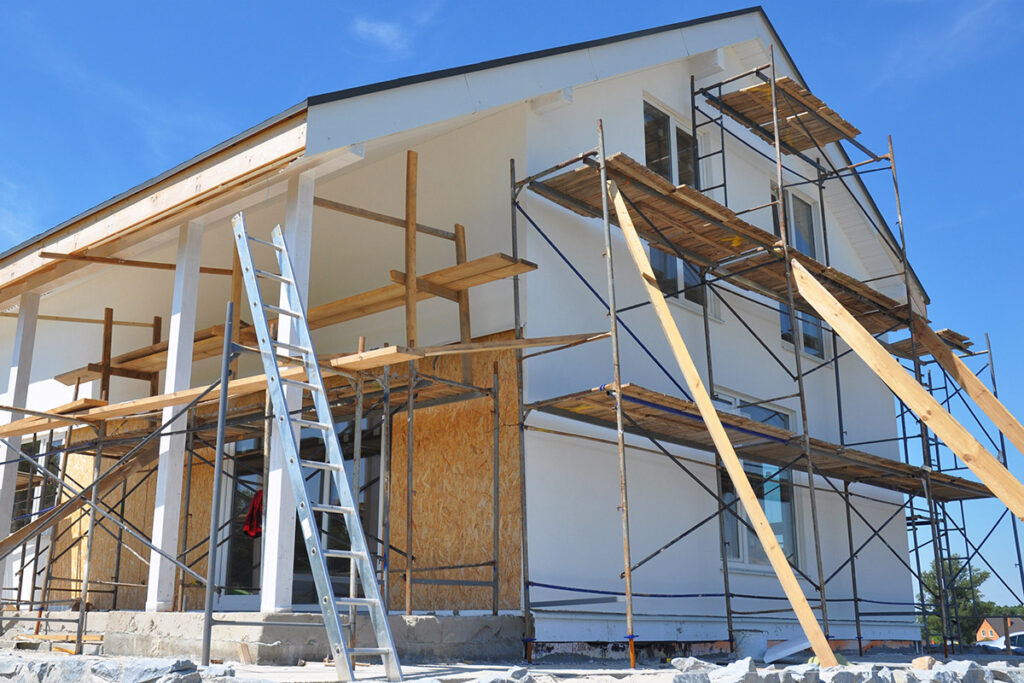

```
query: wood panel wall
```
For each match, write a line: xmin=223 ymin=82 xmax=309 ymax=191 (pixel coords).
xmin=388 ymin=330 xmax=522 ymax=611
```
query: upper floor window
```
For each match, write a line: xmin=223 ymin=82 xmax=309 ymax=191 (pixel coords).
xmin=644 ymin=101 xmax=696 ymax=187
xmin=771 ymin=186 xmax=825 ymax=359
xmin=717 ymin=394 xmax=797 ymax=567
xmin=650 ymin=247 xmax=705 ymax=307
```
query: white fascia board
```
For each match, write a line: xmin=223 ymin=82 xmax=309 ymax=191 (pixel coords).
xmin=306 ymin=15 xmax=776 ymax=156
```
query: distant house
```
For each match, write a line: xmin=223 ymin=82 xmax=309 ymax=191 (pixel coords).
xmin=977 ymin=617 xmax=1024 ymax=642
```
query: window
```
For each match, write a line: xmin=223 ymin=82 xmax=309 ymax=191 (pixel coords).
xmin=649 ymin=246 xmax=706 ymax=307
xmin=771 ymin=186 xmax=825 ymax=359
xmin=718 ymin=396 xmax=798 ymax=567
xmin=644 ymin=101 xmax=696 ymax=187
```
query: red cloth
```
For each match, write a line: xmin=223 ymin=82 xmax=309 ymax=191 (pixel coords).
xmin=243 ymin=490 xmax=264 ymax=538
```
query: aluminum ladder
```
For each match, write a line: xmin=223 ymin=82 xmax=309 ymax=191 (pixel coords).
xmin=231 ymin=212 xmax=402 ymax=682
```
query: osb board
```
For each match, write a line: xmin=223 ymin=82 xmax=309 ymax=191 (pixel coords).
xmin=45 ymin=445 xmax=213 ymax=611
xmin=388 ymin=330 xmax=522 ymax=611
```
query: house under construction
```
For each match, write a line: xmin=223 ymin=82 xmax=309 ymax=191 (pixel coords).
xmin=0 ymin=6 xmax=1022 ymax=679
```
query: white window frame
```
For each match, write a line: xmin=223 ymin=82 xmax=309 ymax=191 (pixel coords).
xmin=714 ymin=392 xmax=801 ymax=571
xmin=770 ymin=184 xmax=828 ymax=361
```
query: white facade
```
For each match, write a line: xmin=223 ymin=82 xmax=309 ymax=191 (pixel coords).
xmin=0 ymin=9 xmax=922 ymax=645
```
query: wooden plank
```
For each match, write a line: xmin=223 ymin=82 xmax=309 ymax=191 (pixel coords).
xmin=406 ymin=150 xmax=418 ymax=348
xmin=313 ymin=196 xmax=455 ymax=241
xmin=0 ymin=366 xmax=307 ymax=439
xmin=390 ymin=271 xmax=460 ymax=302
xmin=50 ymin=399 xmax=108 ymax=415
xmin=39 ymin=252 xmax=232 ymax=276
xmin=791 ymin=260 xmax=1024 ymax=522
xmin=329 ymin=346 xmax=424 ymax=372
xmin=454 ymin=224 xmax=473 ymax=384
xmin=50 ymin=254 xmax=536 ymax=386
xmin=0 ymin=312 xmax=153 ymax=328
xmin=912 ymin=319 xmax=1024 ymax=470
xmin=415 ymin=332 xmax=608 ymax=357
xmin=610 ymin=180 xmax=837 ymax=666
xmin=100 ymin=308 xmax=113 ymax=401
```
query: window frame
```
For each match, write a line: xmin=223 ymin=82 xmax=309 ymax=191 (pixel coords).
xmin=714 ymin=392 xmax=801 ymax=571
xmin=770 ymin=183 xmax=828 ymax=361
xmin=643 ymin=98 xmax=699 ymax=188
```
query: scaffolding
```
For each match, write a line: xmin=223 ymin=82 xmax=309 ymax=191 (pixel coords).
xmin=0 ymin=45 xmax=1020 ymax=669
xmin=510 ymin=50 xmax=1024 ymax=660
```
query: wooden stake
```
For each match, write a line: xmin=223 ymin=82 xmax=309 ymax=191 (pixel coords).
xmin=149 ymin=317 xmax=162 ymax=396
xmin=911 ymin=319 xmax=1024 ymax=461
xmin=405 ymin=151 xmax=418 ymax=348
xmin=454 ymin=224 xmax=473 ymax=384
xmin=791 ymin=260 xmax=1024 ymax=522
xmin=609 ymin=180 xmax=837 ymax=666
xmin=100 ymin=308 xmax=113 ymax=402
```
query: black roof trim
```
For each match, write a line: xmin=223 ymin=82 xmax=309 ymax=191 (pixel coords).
xmin=308 ymin=6 xmax=768 ymax=107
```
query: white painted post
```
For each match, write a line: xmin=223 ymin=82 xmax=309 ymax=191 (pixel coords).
xmin=0 ymin=292 xmax=39 ymax=603
xmin=145 ymin=221 xmax=204 ymax=612
xmin=260 ymin=173 xmax=314 ymax=612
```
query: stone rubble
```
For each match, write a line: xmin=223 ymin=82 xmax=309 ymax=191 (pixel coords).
xmin=0 ymin=654 xmax=237 ymax=683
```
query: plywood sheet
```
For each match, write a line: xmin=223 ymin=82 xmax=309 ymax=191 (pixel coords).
xmin=388 ymin=331 xmax=522 ymax=611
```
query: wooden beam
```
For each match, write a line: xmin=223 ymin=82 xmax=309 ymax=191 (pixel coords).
xmin=0 ymin=312 xmax=153 ymax=328
xmin=313 ymin=197 xmax=455 ymax=241
xmin=405 ymin=150 xmax=418 ymax=347
xmin=87 ymin=364 xmax=157 ymax=383
xmin=414 ymin=332 xmax=608 ymax=357
xmin=454 ymin=223 xmax=473 ymax=384
xmin=911 ymin=318 xmax=1024 ymax=460
xmin=791 ymin=260 xmax=1024 ymax=522
xmin=100 ymin=308 xmax=113 ymax=402
xmin=330 ymin=346 xmax=424 ymax=372
xmin=609 ymin=180 xmax=837 ymax=666
xmin=149 ymin=316 xmax=162 ymax=396
xmin=39 ymin=252 xmax=232 ymax=276
xmin=0 ymin=366 xmax=307 ymax=439
xmin=389 ymin=271 xmax=459 ymax=302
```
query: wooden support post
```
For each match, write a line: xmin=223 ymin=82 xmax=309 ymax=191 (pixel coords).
xmin=791 ymin=260 xmax=1024 ymax=521
xmin=454 ymin=224 xmax=473 ymax=384
xmin=404 ymin=150 xmax=418 ymax=616
xmin=100 ymin=308 xmax=113 ymax=402
xmin=405 ymin=151 xmax=418 ymax=348
xmin=609 ymin=180 xmax=837 ymax=666
xmin=912 ymin=319 xmax=1024 ymax=461
xmin=149 ymin=317 xmax=162 ymax=396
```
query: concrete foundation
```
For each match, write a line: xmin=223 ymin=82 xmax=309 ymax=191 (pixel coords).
xmin=0 ymin=611 xmax=526 ymax=664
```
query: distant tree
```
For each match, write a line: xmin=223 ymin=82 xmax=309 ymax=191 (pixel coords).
xmin=920 ymin=555 xmax=991 ymax=643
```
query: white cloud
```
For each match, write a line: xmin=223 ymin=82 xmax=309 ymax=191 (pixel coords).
xmin=353 ymin=18 xmax=409 ymax=53
xmin=350 ymin=3 xmax=443 ymax=58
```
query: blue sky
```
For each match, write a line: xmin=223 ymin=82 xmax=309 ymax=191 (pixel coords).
xmin=2 ymin=2 xmax=1024 ymax=609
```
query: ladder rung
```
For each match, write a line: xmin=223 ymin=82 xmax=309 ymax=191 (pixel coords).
xmin=324 ymin=549 xmax=365 ymax=561
xmin=294 ymin=417 xmax=332 ymax=431
xmin=254 ymin=269 xmax=292 ymax=284
xmin=312 ymin=504 xmax=356 ymax=516
xmin=264 ymin=303 xmax=301 ymax=318
xmin=247 ymin=235 xmax=283 ymax=250
xmin=349 ymin=647 xmax=390 ymax=656
xmin=336 ymin=597 xmax=377 ymax=607
xmin=281 ymin=377 xmax=320 ymax=392
xmin=273 ymin=340 xmax=312 ymax=355
xmin=301 ymin=460 xmax=344 ymax=471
